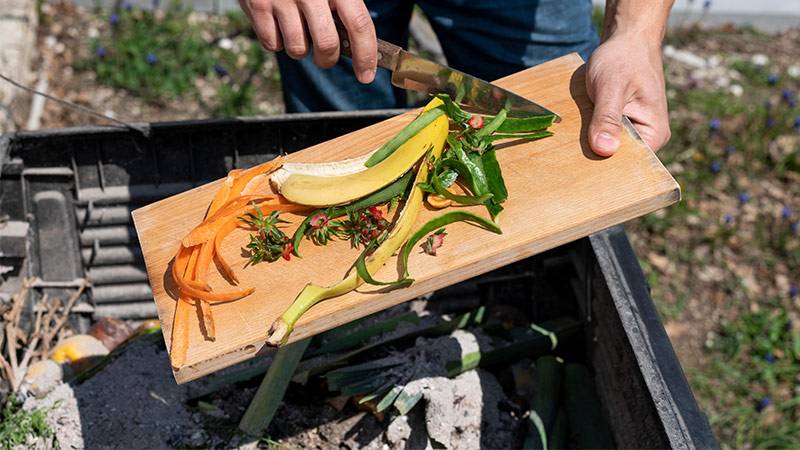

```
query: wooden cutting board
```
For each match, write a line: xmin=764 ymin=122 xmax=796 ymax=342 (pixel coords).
xmin=132 ymin=53 xmax=679 ymax=383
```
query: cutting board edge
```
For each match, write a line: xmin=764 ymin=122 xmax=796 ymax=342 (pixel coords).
xmin=169 ymin=181 xmax=680 ymax=384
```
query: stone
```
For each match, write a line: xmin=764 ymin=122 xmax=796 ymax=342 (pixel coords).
xmin=22 ymin=359 xmax=63 ymax=398
xmin=663 ymin=45 xmax=707 ymax=69
xmin=751 ymin=54 xmax=769 ymax=66
xmin=23 ymin=383 xmax=84 ymax=450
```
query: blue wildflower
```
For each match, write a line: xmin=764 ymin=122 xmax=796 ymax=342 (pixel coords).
xmin=146 ymin=52 xmax=158 ymax=65
xmin=213 ymin=64 xmax=228 ymax=77
xmin=783 ymin=89 xmax=796 ymax=107
xmin=757 ymin=396 xmax=771 ymax=412
xmin=723 ymin=213 xmax=734 ymax=225
xmin=790 ymin=286 xmax=799 ymax=299
xmin=782 ymin=206 xmax=792 ymax=220
xmin=110 ymin=13 xmax=120 ymax=26
xmin=766 ymin=116 xmax=775 ymax=128
xmin=738 ymin=192 xmax=750 ymax=205
xmin=794 ymin=116 xmax=800 ymax=130
xmin=792 ymin=222 xmax=799 ymax=234
xmin=95 ymin=46 xmax=107 ymax=58
xmin=768 ymin=73 xmax=779 ymax=85
xmin=764 ymin=352 xmax=775 ymax=364
xmin=709 ymin=118 xmax=721 ymax=132
xmin=709 ymin=160 xmax=721 ymax=174
xmin=724 ymin=144 xmax=736 ymax=156
xmin=123 ymin=2 xmax=132 ymax=11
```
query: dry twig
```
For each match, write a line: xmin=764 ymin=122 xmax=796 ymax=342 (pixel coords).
xmin=0 ymin=278 xmax=88 ymax=392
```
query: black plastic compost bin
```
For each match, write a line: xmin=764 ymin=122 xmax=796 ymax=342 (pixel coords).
xmin=0 ymin=111 xmax=717 ymax=449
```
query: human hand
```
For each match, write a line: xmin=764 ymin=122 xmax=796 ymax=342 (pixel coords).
xmin=585 ymin=35 xmax=670 ymax=156
xmin=238 ymin=0 xmax=377 ymax=83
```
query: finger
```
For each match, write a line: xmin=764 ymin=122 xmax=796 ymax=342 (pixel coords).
xmin=297 ymin=0 xmax=339 ymax=68
xmin=624 ymin=100 xmax=671 ymax=152
xmin=587 ymin=82 xmax=626 ymax=157
xmin=275 ymin=3 xmax=309 ymax=59
xmin=240 ymin=0 xmax=283 ymax=51
xmin=334 ymin=0 xmax=377 ymax=83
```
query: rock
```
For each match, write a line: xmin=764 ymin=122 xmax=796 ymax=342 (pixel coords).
xmin=386 ymin=414 xmax=412 ymax=444
xmin=188 ymin=430 xmax=209 ymax=447
xmin=729 ymin=84 xmax=743 ymax=97
xmin=218 ymin=37 xmax=233 ymax=50
xmin=750 ymin=54 xmax=769 ymax=66
xmin=23 ymin=383 xmax=84 ymax=450
xmin=648 ymin=253 xmax=672 ymax=273
xmin=663 ymin=45 xmax=707 ymax=69
xmin=88 ymin=317 xmax=134 ymax=351
xmin=422 ymin=370 xmax=515 ymax=449
xmin=22 ymin=360 xmax=63 ymax=398
xmin=385 ymin=408 xmax=431 ymax=450
xmin=50 ymin=334 xmax=109 ymax=373
xmin=788 ymin=65 xmax=800 ymax=79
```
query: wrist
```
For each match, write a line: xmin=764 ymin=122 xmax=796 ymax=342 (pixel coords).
xmin=604 ymin=29 xmax=665 ymax=58
xmin=601 ymin=1 xmax=671 ymax=50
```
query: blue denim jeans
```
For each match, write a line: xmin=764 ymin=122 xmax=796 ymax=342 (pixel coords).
xmin=277 ymin=0 xmax=599 ymax=112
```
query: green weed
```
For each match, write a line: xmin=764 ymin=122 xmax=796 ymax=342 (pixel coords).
xmin=690 ymin=306 xmax=800 ymax=448
xmin=79 ymin=3 xmax=276 ymax=116
xmin=0 ymin=395 xmax=58 ymax=449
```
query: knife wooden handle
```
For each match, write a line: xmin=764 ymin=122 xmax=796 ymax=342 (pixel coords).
xmin=334 ymin=16 xmax=401 ymax=71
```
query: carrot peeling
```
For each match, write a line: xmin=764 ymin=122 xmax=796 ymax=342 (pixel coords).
xmin=167 ymin=156 xmax=295 ymax=367
xmin=182 ymin=196 xmax=278 ymax=247
xmin=170 ymin=295 xmax=192 ymax=368
xmin=229 ymin=156 xmax=284 ymax=196
xmin=196 ymin=299 xmax=216 ymax=341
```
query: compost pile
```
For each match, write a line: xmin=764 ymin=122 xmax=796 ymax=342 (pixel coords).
xmin=17 ymin=246 xmax=613 ymax=449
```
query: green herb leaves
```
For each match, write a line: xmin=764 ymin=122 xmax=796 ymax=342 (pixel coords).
xmin=240 ymin=204 xmax=291 ymax=264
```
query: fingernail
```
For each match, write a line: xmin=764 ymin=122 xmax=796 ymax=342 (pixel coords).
xmin=359 ymin=69 xmax=375 ymax=84
xmin=595 ymin=132 xmax=619 ymax=154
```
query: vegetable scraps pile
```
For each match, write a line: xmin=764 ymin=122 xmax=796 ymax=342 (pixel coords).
xmin=168 ymin=96 xmax=554 ymax=367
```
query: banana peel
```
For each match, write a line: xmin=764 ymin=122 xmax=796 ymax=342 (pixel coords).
xmin=275 ymin=100 xmax=448 ymax=207
xmin=266 ymin=98 xmax=449 ymax=346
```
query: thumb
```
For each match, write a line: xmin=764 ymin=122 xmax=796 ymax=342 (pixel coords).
xmin=588 ymin=85 xmax=626 ymax=157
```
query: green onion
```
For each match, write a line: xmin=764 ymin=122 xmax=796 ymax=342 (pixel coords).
xmin=365 ymin=107 xmax=446 ymax=167
xmin=487 ymin=131 xmax=554 ymax=143
xmin=399 ymin=211 xmax=501 ymax=280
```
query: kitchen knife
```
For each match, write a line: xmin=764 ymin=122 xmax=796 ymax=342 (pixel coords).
xmin=334 ymin=19 xmax=559 ymax=121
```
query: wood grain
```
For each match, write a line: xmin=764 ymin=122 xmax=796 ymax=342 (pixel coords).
xmin=132 ymin=53 xmax=679 ymax=383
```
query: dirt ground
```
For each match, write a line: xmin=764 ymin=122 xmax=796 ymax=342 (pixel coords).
xmin=629 ymin=26 xmax=800 ymax=371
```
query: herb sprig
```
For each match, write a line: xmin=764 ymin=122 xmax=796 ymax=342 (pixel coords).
xmin=240 ymin=203 xmax=292 ymax=264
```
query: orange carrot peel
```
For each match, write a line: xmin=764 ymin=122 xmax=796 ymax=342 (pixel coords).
xmin=170 ymin=157 xmax=303 ymax=367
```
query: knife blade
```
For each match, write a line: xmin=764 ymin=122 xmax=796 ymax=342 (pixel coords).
xmin=334 ymin=19 xmax=559 ymax=121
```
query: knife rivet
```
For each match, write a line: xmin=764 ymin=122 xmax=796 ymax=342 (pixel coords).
xmin=342 ymin=39 xmax=350 ymax=49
